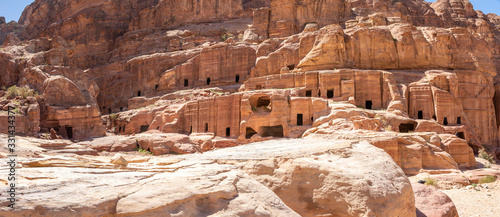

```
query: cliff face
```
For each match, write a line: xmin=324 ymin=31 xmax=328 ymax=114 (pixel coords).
xmin=1 ymin=0 xmax=500 ymax=215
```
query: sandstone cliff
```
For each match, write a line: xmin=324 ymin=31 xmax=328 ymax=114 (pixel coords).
xmin=1 ymin=0 xmax=500 ymax=216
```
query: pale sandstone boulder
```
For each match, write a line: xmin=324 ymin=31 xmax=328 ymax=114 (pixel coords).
xmin=297 ymin=25 xmax=347 ymax=71
xmin=110 ymin=155 xmax=128 ymax=166
xmin=0 ymin=161 xmax=299 ymax=216
xmin=135 ymin=133 xmax=199 ymax=155
xmin=412 ymin=183 xmax=459 ymax=217
xmin=42 ymin=76 xmax=87 ymax=106
xmin=232 ymin=140 xmax=416 ymax=217
xmin=439 ymin=134 xmax=476 ymax=168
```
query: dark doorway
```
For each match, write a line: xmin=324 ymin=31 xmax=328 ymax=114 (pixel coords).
xmin=205 ymin=123 xmax=208 ymax=132
xmin=207 ymin=77 xmax=211 ymax=85
xmin=235 ymin=75 xmax=240 ymax=83
xmin=137 ymin=91 xmax=141 ymax=96
xmin=155 ymin=84 xmax=159 ymax=90
xmin=120 ymin=107 xmax=123 ymax=111
xmin=318 ymin=91 xmax=321 ymax=97
xmin=365 ymin=100 xmax=373 ymax=109
xmin=287 ymin=64 xmax=295 ymax=70
xmin=257 ymin=96 xmax=271 ymax=107
xmin=457 ymin=117 xmax=461 ymax=125
xmin=297 ymin=114 xmax=303 ymax=126
xmin=184 ymin=79 xmax=189 ymax=87
xmin=118 ymin=126 xmax=122 ymax=133
xmin=399 ymin=123 xmax=415 ymax=133
xmin=260 ymin=125 xmax=284 ymax=137
xmin=418 ymin=111 xmax=423 ymax=119
xmin=65 ymin=126 xmax=73 ymax=139
xmin=226 ymin=127 xmax=231 ymax=137
xmin=327 ymin=89 xmax=334 ymax=98
xmin=108 ymin=108 xmax=112 ymax=114
xmin=432 ymin=115 xmax=436 ymax=120
xmin=140 ymin=125 xmax=149 ymax=133
xmin=443 ymin=117 xmax=448 ymax=126
xmin=456 ymin=132 xmax=465 ymax=139
xmin=306 ymin=90 xmax=312 ymax=97
xmin=245 ymin=127 xmax=257 ymax=139
xmin=189 ymin=126 xmax=192 ymax=134
xmin=311 ymin=117 xmax=314 ymax=123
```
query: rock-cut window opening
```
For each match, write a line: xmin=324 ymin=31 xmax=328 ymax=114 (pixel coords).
xmin=365 ymin=100 xmax=373 ymax=109
xmin=306 ymin=90 xmax=312 ymax=97
xmin=327 ymin=89 xmax=334 ymax=98
xmin=140 ymin=125 xmax=149 ymax=133
xmin=65 ymin=126 xmax=73 ymax=139
xmin=297 ymin=114 xmax=303 ymax=126
xmin=245 ymin=127 xmax=257 ymax=139
xmin=260 ymin=125 xmax=284 ymax=138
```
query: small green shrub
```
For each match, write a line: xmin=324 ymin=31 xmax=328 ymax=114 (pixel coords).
xmin=479 ymin=175 xmax=497 ymax=184
xmin=109 ymin=113 xmax=117 ymax=121
xmin=138 ymin=148 xmax=153 ymax=155
xmin=221 ymin=33 xmax=234 ymax=41
xmin=6 ymin=85 xmax=37 ymax=99
xmin=478 ymin=149 xmax=496 ymax=164
xmin=424 ymin=177 xmax=438 ymax=187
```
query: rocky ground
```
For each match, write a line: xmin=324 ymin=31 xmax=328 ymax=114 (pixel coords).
xmin=1 ymin=0 xmax=500 ymax=216
xmin=443 ymin=181 xmax=500 ymax=217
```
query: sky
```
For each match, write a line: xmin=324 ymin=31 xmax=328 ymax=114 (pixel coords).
xmin=0 ymin=0 xmax=499 ymax=23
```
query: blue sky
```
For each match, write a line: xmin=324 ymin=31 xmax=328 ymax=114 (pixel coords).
xmin=0 ymin=0 xmax=499 ymax=23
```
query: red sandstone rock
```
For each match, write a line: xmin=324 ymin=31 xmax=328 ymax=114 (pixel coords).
xmin=412 ymin=183 xmax=459 ymax=217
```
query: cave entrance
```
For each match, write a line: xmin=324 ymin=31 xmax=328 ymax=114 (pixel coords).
xmin=418 ymin=111 xmax=423 ymax=119
xmin=287 ymin=64 xmax=295 ymax=70
xmin=207 ymin=77 xmax=211 ymax=85
xmin=297 ymin=114 xmax=303 ymax=126
xmin=457 ymin=117 xmax=461 ymax=125
xmin=257 ymin=96 xmax=271 ymax=107
xmin=399 ymin=123 xmax=415 ymax=133
xmin=140 ymin=125 xmax=149 ymax=133
xmin=226 ymin=127 xmax=231 ymax=137
xmin=365 ymin=100 xmax=373 ymax=109
xmin=235 ymin=74 xmax=240 ymax=83
xmin=327 ymin=89 xmax=334 ymax=99
xmin=260 ymin=125 xmax=284 ymax=137
xmin=155 ymin=84 xmax=159 ymax=90
xmin=137 ymin=91 xmax=141 ymax=96
xmin=443 ymin=117 xmax=448 ymax=126
xmin=65 ymin=126 xmax=73 ymax=139
xmin=456 ymin=132 xmax=465 ymax=139
xmin=306 ymin=90 xmax=312 ymax=97
xmin=184 ymin=79 xmax=189 ymax=87
xmin=245 ymin=127 xmax=258 ymax=139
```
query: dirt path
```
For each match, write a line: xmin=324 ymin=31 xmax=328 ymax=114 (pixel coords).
xmin=442 ymin=181 xmax=500 ymax=217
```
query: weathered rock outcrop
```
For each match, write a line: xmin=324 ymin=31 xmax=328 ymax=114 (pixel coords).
xmin=0 ymin=139 xmax=416 ymax=217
